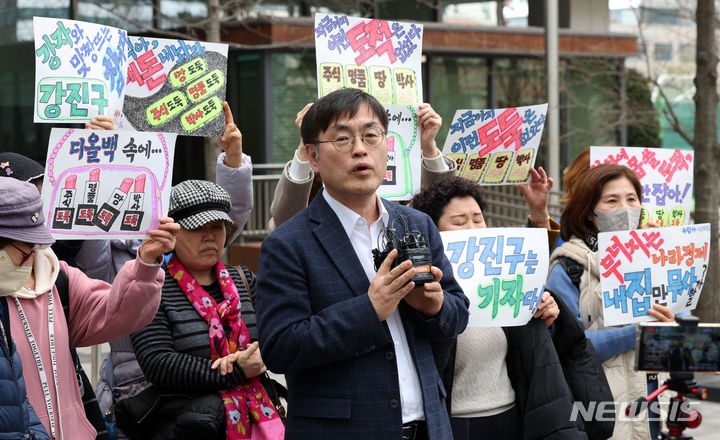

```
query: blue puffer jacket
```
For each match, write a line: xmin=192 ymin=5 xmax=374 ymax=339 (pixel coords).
xmin=0 ymin=296 xmax=49 ymax=440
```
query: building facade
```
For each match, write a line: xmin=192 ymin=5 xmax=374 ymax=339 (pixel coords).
xmin=1 ymin=0 xmax=637 ymax=182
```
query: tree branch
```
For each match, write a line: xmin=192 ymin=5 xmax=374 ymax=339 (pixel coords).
xmin=649 ymin=78 xmax=695 ymax=145
xmin=87 ymin=0 xmax=314 ymax=49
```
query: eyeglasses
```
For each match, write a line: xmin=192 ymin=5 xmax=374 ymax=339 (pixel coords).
xmin=316 ymin=127 xmax=386 ymax=153
xmin=11 ymin=243 xmax=35 ymax=266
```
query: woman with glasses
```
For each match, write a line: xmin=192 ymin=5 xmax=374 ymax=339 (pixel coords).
xmin=268 ymin=100 xmax=457 ymax=230
xmin=0 ymin=177 xmax=178 ymax=440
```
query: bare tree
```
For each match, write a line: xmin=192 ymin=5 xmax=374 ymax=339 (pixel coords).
xmin=693 ymin=0 xmax=719 ymax=322
xmin=624 ymin=2 xmax=720 ymax=321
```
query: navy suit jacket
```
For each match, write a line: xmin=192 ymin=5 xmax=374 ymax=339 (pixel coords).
xmin=255 ymin=194 xmax=469 ymax=440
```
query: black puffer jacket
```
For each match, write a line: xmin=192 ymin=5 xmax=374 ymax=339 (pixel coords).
xmin=0 ymin=297 xmax=50 ymax=440
xmin=437 ymin=294 xmax=613 ymax=439
xmin=547 ymin=291 xmax=614 ymax=440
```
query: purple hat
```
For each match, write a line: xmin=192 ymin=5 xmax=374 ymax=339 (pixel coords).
xmin=0 ymin=177 xmax=54 ymax=245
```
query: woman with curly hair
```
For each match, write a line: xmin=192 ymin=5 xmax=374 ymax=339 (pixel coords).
xmin=410 ymin=175 xmax=613 ymax=440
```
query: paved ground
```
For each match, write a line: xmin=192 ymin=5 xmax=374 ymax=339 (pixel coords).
xmin=689 ymin=374 xmax=720 ymax=440
xmin=79 ymin=345 xmax=720 ymax=438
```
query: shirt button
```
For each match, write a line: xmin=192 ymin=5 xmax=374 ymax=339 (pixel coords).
xmin=390 ymin=399 xmax=399 ymax=409
xmin=386 ymin=351 xmax=395 ymax=361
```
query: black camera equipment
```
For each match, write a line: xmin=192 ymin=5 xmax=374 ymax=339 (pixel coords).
xmin=627 ymin=316 xmax=708 ymax=440
xmin=372 ymin=214 xmax=434 ymax=286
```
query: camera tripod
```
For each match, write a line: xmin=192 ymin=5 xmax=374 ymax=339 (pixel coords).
xmin=626 ymin=373 xmax=707 ymax=440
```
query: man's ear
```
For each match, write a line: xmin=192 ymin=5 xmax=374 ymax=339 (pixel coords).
xmin=305 ymin=143 xmax=319 ymax=173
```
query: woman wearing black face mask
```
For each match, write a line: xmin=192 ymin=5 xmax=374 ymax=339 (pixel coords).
xmin=546 ymin=164 xmax=675 ymax=440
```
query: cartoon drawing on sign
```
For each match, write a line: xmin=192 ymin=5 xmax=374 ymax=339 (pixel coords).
xmin=41 ymin=128 xmax=177 ymax=240
xmin=598 ymin=224 xmax=710 ymax=326
xmin=590 ymin=146 xmax=694 ymax=227
xmin=442 ymin=104 xmax=548 ymax=185
xmin=75 ymin=168 xmax=101 ymax=226
xmin=378 ymin=105 xmax=420 ymax=200
xmin=52 ymin=174 xmax=77 ymax=230
xmin=93 ymin=177 xmax=134 ymax=232
xmin=314 ymin=13 xmax=423 ymax=106
xmin=34 ymin=17 xmax=127 ymax=122
xmin=120 ymin=174 xmax=146 ymax=231
xmin=118 ymin=36 xmax=229 ymax=137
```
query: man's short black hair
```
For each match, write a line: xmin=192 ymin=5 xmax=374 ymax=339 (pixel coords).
xmin=300 ymin=88 xmax=389 ymax=145
xmin=409 ymin=176 xmax=488 ymax=226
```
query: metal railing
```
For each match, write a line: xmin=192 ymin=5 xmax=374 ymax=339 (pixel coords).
xmin=83 ymin=168 xmax=564 ymax=387
xmin=239 ymin=164 xmax=565 ymax=241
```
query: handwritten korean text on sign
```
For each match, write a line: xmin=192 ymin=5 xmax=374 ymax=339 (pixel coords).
xmin=314 ymin=13 xmax=423 ymax=106
xmin=441 ymin=228 xmax=549 ymax=327
xmin=34 ymin=17 xmax=127 ymax=122
xmin=590 ymin=147 xmax=694 ymax=227
xmin=117 ymin=36 xmax=229 ymax=137
xmin=599 ymin=224 xmax=709 ymax=326
xmin=40 ymin=128 xmax=177 ymax=240
xmin=441 ymin=104 xmax=548 ymax=185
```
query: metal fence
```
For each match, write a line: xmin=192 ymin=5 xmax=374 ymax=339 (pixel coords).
xmin=239 ymin=163 xmax=565 ymax=242
xmin=84 ymin=168 xmax=565 ymax=385
xmin=241 ymin=163 xmax=283 ymax=240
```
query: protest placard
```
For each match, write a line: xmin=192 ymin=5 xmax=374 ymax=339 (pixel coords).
xmin=441 ymin=228 xmax=549 ymax=327
xmin=590 ymin=146 xmax=694 ymax=227
xmin=117 ymin=36 xmax=229 ymax=137
xmin=34 ymin=17 xmax=127 ymax=123
xmin=599 ymin=224 xmax=709 ymax=326
xmin=378 ymin=105 xmax=420 ymax=200
xmin=441 ymin=104 xmax=548 ymax=185
xmin=314 ymin=13 xmax=423 ymax=106
xmin=40 ymin=128 xmax=177 ymax=239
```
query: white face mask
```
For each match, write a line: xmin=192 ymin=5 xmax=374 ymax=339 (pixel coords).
xmin=594 ymin=207 xmax=642 ymax=233
xmin=0 ymin=249 xmax=32 ymax=296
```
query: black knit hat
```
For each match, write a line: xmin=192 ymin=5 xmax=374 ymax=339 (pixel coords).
xmin=0 ymin=152 xmax=45 ymax=183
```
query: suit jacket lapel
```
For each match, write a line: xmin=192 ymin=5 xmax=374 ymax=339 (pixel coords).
xmin=309 ymin=194 xmax=372 ymax=298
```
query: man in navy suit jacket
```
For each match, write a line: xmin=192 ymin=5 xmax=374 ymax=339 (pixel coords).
xmin=255 ymin=88 xmax=469 ymax=440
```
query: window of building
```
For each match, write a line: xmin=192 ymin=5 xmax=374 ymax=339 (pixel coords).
xmin=4 ymin=0 xmax=71 ymax=43
xmin=679 ymin=43 xmax=694 ymax=62
xmin=565 ymin=58 xmax=621 ymax=158
xmin=430 ymin=56 xmax=489 ymax=145
xmin=271 ymin=52 xmax=317 ymax=162
xmin=493 ymin=58 xmax=546 ymax=109
xmin=76 ymin=0 xmax=152 ymax=32
xmin=441 ymin=2 xmax=499 ymax=26
xmin=653 ymin=43 xmax=673 ymax=61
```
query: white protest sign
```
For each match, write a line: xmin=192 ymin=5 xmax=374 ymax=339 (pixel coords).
xmin=590 ymin=146 xmax=694 ymax=227
xmin=34 ymin=17 xmax=127 ymax=123
xmin=314 ymin=13 xmax=423 ymax=105
xmin=378 ymin=105 xmax=420 ymax=201
xmin=441 ymin=228 xmax=549 ymax=327
xmin=117 ymin=36 xmax=229 ymax=137
xmin=441 ymin=104 xmax=548 ymax=185
xmin=41 ymin=128 xmax=176 ymax=239
xmin=599 ymin=224 xmax=709 ymax=326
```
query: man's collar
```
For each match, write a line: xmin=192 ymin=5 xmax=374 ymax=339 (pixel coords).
xmin=322 ymin=190 xmax=388 ymax=238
